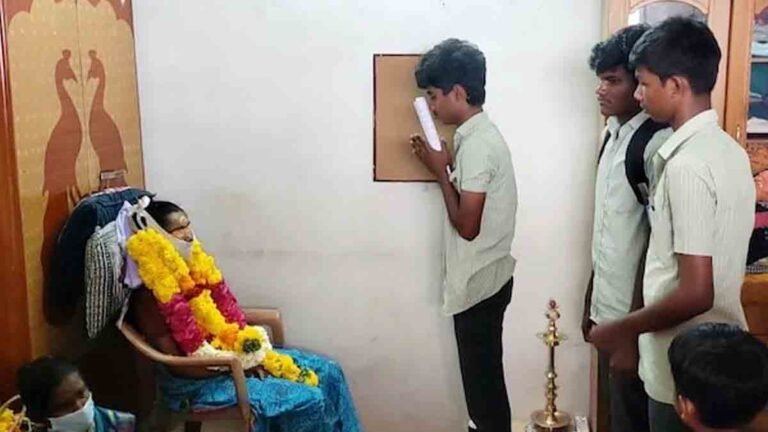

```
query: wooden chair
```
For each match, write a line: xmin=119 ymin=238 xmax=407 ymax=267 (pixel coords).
xmin=118 ymin=308 xmax=285 ymax=432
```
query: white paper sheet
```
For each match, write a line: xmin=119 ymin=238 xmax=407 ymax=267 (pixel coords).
xmin=413 ymin=96 xmax=442 ymax=151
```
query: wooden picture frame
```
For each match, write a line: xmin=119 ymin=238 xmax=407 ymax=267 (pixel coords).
xmin=372 ymin=54 xmax=455 ymax=182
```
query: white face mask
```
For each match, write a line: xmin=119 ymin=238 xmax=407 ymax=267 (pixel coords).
xmin=129 ymin=197 xmax=196 ymax=259
xmin=48 ymin=395 xmax=95 ymax=432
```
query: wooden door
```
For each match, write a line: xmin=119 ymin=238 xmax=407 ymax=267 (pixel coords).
xmin=607 ymin=0 xmax=733 ymax=125
xmin=0 ymin=0 xmax=145 ymax=400
xmin=0 ymin=0 xmax=31 ymax=399
xmin=725 ymin=0 xmax=768 ymax=173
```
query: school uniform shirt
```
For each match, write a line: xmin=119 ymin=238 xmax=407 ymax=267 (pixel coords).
xmin=639 ymin=110 xmax=754 ymax=404
xmin=591 ymin=112 xmax=671 ymax=324
xmin=442 ymin=111 xmax=518 ymax=315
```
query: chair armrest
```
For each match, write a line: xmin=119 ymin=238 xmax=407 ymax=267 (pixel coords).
xmin=118 ymin=321 xmax=252 ymax=423
xmin=119 ymin=321 xmax=232 ymax=367
xmin=243 ymin=308 xmax=285 ymax=347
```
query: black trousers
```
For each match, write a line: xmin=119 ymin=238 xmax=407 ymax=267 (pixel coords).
xmin=453 ymin=277 xmax=513 ymax=432
xmin=648 ymin=399 xmax=689 ymax=432
xmin=598 ymin=351 xmax=650 ymax=432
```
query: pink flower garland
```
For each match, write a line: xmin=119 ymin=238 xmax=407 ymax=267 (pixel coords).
xmin=146 ymin=281 xmax=247 ymax=355
xmin=158 ymin=293 xmax=207 ymax=354
xmin=208 ymin=281 xmax=247 ymax=327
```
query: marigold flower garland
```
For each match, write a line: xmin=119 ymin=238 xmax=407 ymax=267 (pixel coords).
xmin=127 ymin=229 xmax=318 ymax=386
xmin=0 ymin=396 xmax=29 ymax=432
xmin=0 ymin=408 xmax=17 ymax=432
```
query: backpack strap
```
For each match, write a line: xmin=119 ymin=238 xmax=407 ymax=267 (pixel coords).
xmin=598 ymin=129 xmax=611 ymax=163
xmin=625 ymin=118 xmax=668 ymax=205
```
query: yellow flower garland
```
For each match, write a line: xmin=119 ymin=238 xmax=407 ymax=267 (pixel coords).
xmin=189 ymin=289 xmax=244 ymax=350
xmin=190 ymin=241 xmax=223 ymax=286
xmin=127 ymin=229 xmax=264 ymax=354
xmin=0 ymin=409 xmax=16 ymax=432
xmin=263 ymin=351 xmax=319 ymax=386
xmin=0 ymin=402 xmax=28 ymax=432
xmin=127 ymin=229 xmax=318 ymax=386
xmin=127 ymin=229 xmax=193 ymax=302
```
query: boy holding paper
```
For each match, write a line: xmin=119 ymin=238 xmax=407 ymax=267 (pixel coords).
xmin=411 ymin=38 xmax=518 ymax=432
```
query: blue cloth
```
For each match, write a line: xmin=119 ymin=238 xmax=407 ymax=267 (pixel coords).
xmin=156 ymin=348 xmax=362 ymax=432
xmin=94 ymin=405 xmax=136 ymax=432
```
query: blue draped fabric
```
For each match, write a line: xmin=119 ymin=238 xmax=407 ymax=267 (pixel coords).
xmin=156 ymin=348 xmax=362 ymax=432
xmin=94 ymin=406 xmax=136 ymax=432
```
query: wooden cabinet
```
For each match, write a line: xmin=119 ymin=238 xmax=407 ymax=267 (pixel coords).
xmin=726 ymin=0 xmax=768 ymax=173
xmin=742 ymin=277 xmax=768 ymax=431
xmin=0 ymin=0 xmax=144 ymax=400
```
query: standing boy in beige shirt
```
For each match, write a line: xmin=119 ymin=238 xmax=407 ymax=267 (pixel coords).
xmin=411 ymin=39 xmax=517 ymax=432
xmin=590 ymin=17 xmax=755 ymax=432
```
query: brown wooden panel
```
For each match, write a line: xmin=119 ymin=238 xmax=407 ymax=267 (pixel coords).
xmin=6 ymin=0 xmax=88 ymax=355
xmin=607 ymin=0 xmax=631 ymax=37
xmin=630 ymin=0 xmax=710 ymax=14
xmin=743 ymin=276 xmax=768 ymax=336
xmin=373 ymin=54 xmax=455 ymax=182
xmin=0 ymin=0 xmax=31 ymax=401
xmin=708 ymin=0 xmax=732 ymax=126
xmin=2 ymin=0 xmax=145 ymax=356
xmin=744 ymin=302 xmax=768 ymax=336
xmin=0 ymin=0 xmax=145 ymax=401
xmin=77 ymin=0 xmax=144 ymax=191
xmin=724 ymin=0 xmax=755 ymax=146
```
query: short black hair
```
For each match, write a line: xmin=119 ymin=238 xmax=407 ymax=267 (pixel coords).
xmin=629 ymin=16 xmax=721 ymax=94
xmin=669 ymin=323 xmax=768 ymax=429
xmin=17 ymin=356 xmax=79 ymax=420
xmin=589 ymin=24 xmax=650 ymax=76
xmin=145 ymin=200 xmax=186 ymax=232
xmin=415 ymin=38 xmax=486 ymax=106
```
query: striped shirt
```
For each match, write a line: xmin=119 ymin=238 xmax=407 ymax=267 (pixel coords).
xmin=591 ymin=112 xmax=671 ymax=324
xmin=443 ymin=112 xmax=517 ymax=315
xmin=639 ymin=110 xmax=754 ymax=404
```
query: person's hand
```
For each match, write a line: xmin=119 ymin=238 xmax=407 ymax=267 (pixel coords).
xmin=608 ymin=338 xmax=639 ymax=376
xmin=410 ymin=134 xmax=451 ymax=181
xmin=590 ymin=319 xmax=639 ymax=375
xmin=588 ymin=319 xmax=633 ymax=353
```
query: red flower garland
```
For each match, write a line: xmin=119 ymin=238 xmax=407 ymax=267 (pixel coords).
xmin=209 ymin=281 xmax=247 ymax=327
xmin=157 ymin=293 xmax=207 ymax=353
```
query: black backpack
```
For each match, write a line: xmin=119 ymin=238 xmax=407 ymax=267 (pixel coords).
xmin=599 ymin=118 xmax=668 ymax=206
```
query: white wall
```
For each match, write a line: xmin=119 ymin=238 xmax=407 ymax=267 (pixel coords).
xmin=133 ymin=1 xmax=603 ymax=430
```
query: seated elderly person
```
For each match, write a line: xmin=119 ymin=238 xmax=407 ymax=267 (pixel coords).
xmin=125 ymin=199 xmax=360 ymax=432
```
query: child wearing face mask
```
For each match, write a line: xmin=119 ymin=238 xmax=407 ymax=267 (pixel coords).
xmin=16 ymin=357 xmax=135 ymax=432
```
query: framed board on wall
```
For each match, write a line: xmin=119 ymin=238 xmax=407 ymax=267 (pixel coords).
xmin=373 ymin=54 xmax=455 ymax=182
